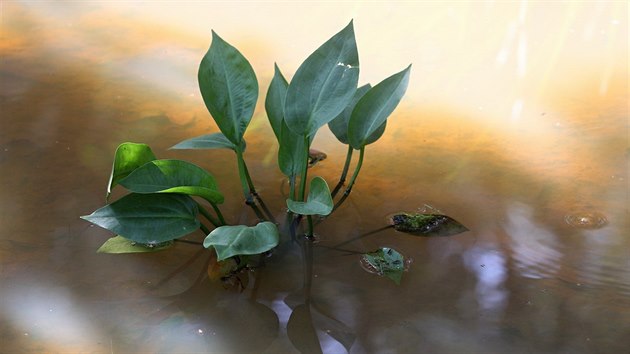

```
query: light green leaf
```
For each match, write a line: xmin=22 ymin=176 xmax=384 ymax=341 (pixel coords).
xmin=203 ymin=222 xmax=280 ymax=261
xmin=96 ymin=235 xmax=173 ymax=254
xmin=284 ymin=21 xmax=359 ymax=137
xmin=198 ymin=31 xmax=258 ymax=147
xmin=169 ymin=132 xmax=244 ymax=151
xmin=286 ymin=176 xmax=333 ymax=216
xmin=348 ymin=65 xmax=411 ymax=149
xmin=118 ymin=159 xmax=224 ymax=204
xmin=107 ymin=142 xmax=156 ymax=200
xmin=328 ymin=84 xmax=371 ymax=145
xmin=265 ymin=64 xmax=289 ymax=143
xmin=278 ymin=121 xmax=308 ymax=178
xmin=360 ymin=247 xmax=405 ymax=285
xmin=81 ymin=193 xmax=200 ymax=244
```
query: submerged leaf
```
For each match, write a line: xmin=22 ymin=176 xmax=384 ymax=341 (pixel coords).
xmin=169 ymin=132 xmax=245 ymax=151
xmin=81 ymin=193 xmax=200 ymax=244
xmin=96 ymin=235 xmax=173 ymax=254
xmin=284 ymin=20 xmax=359 ymax=137
xmin=107 ymin=142 xmax=156 ymax=200
xmin=203 ymin=222 xmax=280 ymax=261
xmin=360 ymin=247 xmax=406 ymax=285
xmin=118 ymin=159 xmax=224 ymax=204
xmin=286 ymin=176 xmax=333 ymax=216
xmin=389 ymin=213 xmax=468 ymax=236
xmin=199 ymin=31 xmax=258 ymax=147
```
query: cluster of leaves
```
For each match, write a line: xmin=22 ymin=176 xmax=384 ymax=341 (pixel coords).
xmin=82 ymin=20 xmax=420 ymax=283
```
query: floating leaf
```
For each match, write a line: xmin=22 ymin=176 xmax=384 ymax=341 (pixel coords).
xmin=284 ymin=21 xmax=359 ymax=138
xmin=286 ymin=176 xmax=333 ymax=216
xmin=360 ymin=247 xmax=406 ymax=285
xmin=169 ymin=132 xmax=245 ymax=151
xmin=348 ymin=65 xmax=411 ymax=149
xmin=307 ymin=148 xmax=327 ymax=167
xmin=203 ymin=222 xmax=280 ymax=261
xmin=328 ymin=84 xmax=371 ymax=145
xmin=81 ymin=193 xmax=200 ymax=244
xmin=107 ymin=142 xmax=156 ymax=200
xmin=198 ymin=31 xmax=258 ymax=147
xmin=118 ymin=159 xmax=224 ymax=204
xmin=96 ymin=235 xmax=173 ymax=254
xmin=389 ymin=213 xmax=468 ymax=236
xmin=265 ymin=64 xmax=289 ymax=143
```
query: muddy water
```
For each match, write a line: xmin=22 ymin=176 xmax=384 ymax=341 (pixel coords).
xmin=1 ymin=3 xmax=628 ymax=353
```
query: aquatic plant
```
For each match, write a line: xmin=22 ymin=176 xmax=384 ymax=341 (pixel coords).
xmin=82 ymin=21 xmax=464 ymax=285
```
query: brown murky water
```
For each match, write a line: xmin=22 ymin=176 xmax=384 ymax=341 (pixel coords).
xmin=1 ymin=3 xmax=628 ymax=353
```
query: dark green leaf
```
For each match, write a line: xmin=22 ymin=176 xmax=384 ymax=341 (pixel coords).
xmin=198 ymin=31 xmax=258 ymax=147
xmin=203 ymin=222 xmax=280 ymax=261
xmin=284 ymin=21 xmax=359 ymax=137
xmin=119 ymin=159 xmax=224 ymax=204
xmin=107 ymin=142 xmax=156 ymax=200
xmin=360 ymin=247 xmax=405 ymax=285
xmin=81 ymin=193 xmax=200 ymax=244
xmin=96 ymin=235 xmax=173 ymax=254
xmin=278 ymin=122 xmax=307 ymax=178
xmin=348 ymin=65 xmax=411 ymax=149
xmin=286 ymin=176 xmax=333 ymax=216
xmin=389 ymin=213 xmax=468 ymax=236
xmin=328 ymin=84 xmax=371 ymax=144
xmin=265 ymin=64 xmax=289 ymax=143
xmin=169 ymin=132 xmax=244 ymax=151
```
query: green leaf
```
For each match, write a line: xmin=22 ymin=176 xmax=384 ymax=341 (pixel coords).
xmin=348 ymin=65 xmax=411 ymax=149
xmin=284 ymin=21 xmax=359 ymax=137
xmin=286 ymin=176 xmax=333 ymax=216
xmin=389 ymin=213 xmax=468 ymax=237
xmin=328 ymin=84 xmax=371 ymax=145
xmin=81 ymin=193 xmax=200 ymax=244
xmin=265 ymin=64 xmax=289 ymax=143
xmin=118 ymin=159 xmax=224 ymax=204
xmin=360 ymin=247 xmax=405 ymax=285
xmin=198 ymin=31 xmax=258 ymax=147
xmin=169 ymin=132 xmax=244 ymax=151
xmin=203 ymin=222 xmax=280 ymax=261
xmin=96 ymin=235 xmax=173 ymax=254
xmin=278 ymin=122 xmax=307 ymax=178
xmin=107 ymin=142 xmax=156 ymax=200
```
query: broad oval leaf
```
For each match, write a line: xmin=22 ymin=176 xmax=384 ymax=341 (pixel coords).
xmin=278 ymin=121 xmax=307 ymax=178
xmin=328 ymin=84 xmax=371 ymax=145
xmin=203 ymin=222 xmax=280 ymax=261
xmin=389 ymin=213 xmax=468 ymax=237
xmin=96 ymin=235 xmax=173 ymax=254
xmin=169 ymin=132 xmax=244 ymax=152
xmin=348 ymin=65 xmax=411 ymax=149
xmin=107 ymin=142 xmax=156 ymax=200
xmin=199 ymin=31 xmax=258 ymax=147
xmin=118 ymin=159 xmax=224 ymax=204
xmin=265 ymin=64 xmax=289 ymax=143
xmin=81 ymin=193 xmax=200 ymax=244
xmin=284 ymin=21 xmax=359 ymax=137
xmin=286 ymin=176 xmax=333 ymax=216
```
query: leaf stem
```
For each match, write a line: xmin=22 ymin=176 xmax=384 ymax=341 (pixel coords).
xmin=333 ymin=147 xmax=364 ymax=211
xmin=197 ymin=202 xmax=219 ymax=227
xmin=240 ymin=152 xmax=275 ymax=221
xmin=210 ymin=203 xmax=227 ymax=225
xmin=289 ymin=175 xmax=296 ymax=201
xmin=199 ymin=223 xmax=211 ymax=235
xmin=298 ymin=135 xmax=310 ymax=202
xmin=235 ymin=149 xmax=253 ymax=203
xmin=306 ymin=215 xmax=314 ymax=238
xmin=331 ymin=145 xmax=354 ymax=198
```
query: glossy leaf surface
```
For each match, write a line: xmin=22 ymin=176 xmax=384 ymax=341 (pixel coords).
xmin=328 ymin=84 xmax=371 ymax=144
xmin=360 ymin=247 xmax=405 ymax=285
xmin=119 ymin=159 xmax=224 ymax=204
xmin=107 ymin=142 xmax=156 ymax=199
xmin=265 ymin=64 xmax=289 ymax=143
xmin=96 ymin=235 xmax=173 ymax=254
xmin=169 ymin=132 xmax=244 ymax=151
xmin=284 ymin=21 xmax=359 ymax=137
xmin=286 ymin=176 xmax=333 ymax=216
xmin=203 ymin=222 xmax=280 ymax=261
xmin=348 ymin=65 xmax=411 ymax=149
xmin=81 ymin=193 xmax=200 ymax=244
xmin=278 ymin=122 xmax=307 ymax=178
xmin=198 ymin=31 xmax=258 ymax=147
xmin=389 ymin=213 xmax=468 ymax=236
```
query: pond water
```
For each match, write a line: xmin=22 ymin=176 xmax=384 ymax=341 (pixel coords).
xmin=1 ymin=2 xmax=628 ymax=353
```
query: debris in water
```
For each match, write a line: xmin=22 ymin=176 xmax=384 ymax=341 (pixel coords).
xmin=387 ymin=212 xmax=468 ymax=236
xmin=359 ymin=247 xmax=411 ymax=285
xmin=565 ymin=211 xmax=607 ymax=229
